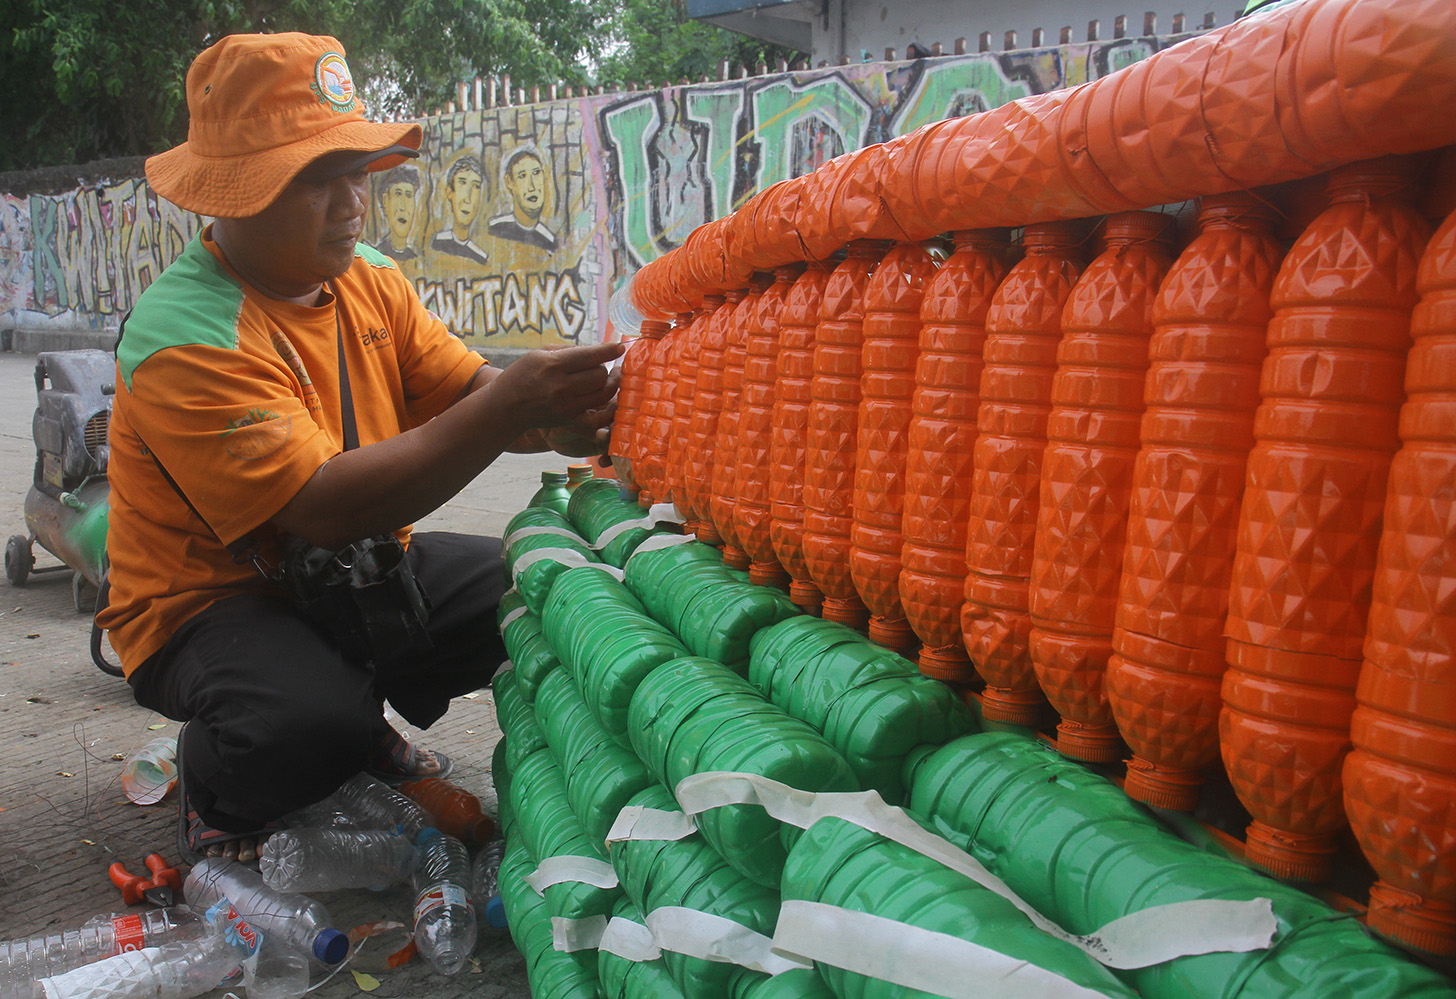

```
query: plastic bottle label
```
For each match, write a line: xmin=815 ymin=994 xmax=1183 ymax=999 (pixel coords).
xmin=206 ymin=899 xmax=262 ymax=958
xmin=415 ymin=884 xmax=473 ymax=924
xmin=111 ymin=913 xmax=146 ymax=953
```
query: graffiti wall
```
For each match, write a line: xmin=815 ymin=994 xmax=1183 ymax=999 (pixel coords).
xmin=0 ymin=34 xmax=1192 ymax=350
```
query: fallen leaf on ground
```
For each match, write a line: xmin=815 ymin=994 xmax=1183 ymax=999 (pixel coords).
xmin=25 ymin=633 xmax=38 ymax=639
xmin=81 ymin=839 xmax=94 ymax=845
xmin=350 ymin=970 xmax=380 ymax=992
xmin=462 ymin=692 xmax=480 ymax=699
xmin=110 ymin=753 xmax=125 ymax=761
xmin=57 ymin=771 xmax=73 ymax=778
xmin=147 ymin=723 xmax=166 ymax=731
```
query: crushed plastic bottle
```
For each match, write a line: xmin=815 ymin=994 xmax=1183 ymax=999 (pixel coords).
xmin=469 ymin=838 xmax=509 ymax=929
xmin=410 ymin=828 xmax=477 ymax=975
xmin=330 ymin=773 xmax=431 ymax=842
xmin=259 ymin=829 xmax=415 ymax=893
xmin=30 ymin=933 xmax=244 ymax=999
xmin=0 ymin=909 xmax=204 ymax=999
xmin=119 ymin=736 xmax=178 ymax=805
xmin=183 ymin=859 xmax=349 ymax=965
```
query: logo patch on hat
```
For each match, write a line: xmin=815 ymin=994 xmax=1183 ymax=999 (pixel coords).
xmin=312 ymin=52 xmax=357 ymax=113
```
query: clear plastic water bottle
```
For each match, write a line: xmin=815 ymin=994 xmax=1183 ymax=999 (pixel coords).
xmin=184 ymin=859 xmax=348 ymax=965
xmin=332 ymin=774 xmax=430 ymax=841
xmin=119 ymin=736 xmax=178 ymax=805
xmin=469 ymin=838 xmax=508 ymax=929
xmin=0 ymin=909 xmax=204 ymax=998
xmin=30 ymin=932 xmax=242 ymax=999
xmin=241 ymin=941 xmax=310 ymax=999
xmin=260 ymin=829 xmax=415 ymax=893
xmin=410 ymin=828 xmax=476 ymax=975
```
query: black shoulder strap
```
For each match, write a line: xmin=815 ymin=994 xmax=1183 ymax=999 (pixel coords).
xmin=332 ymin=281 xmax=359 ymax=452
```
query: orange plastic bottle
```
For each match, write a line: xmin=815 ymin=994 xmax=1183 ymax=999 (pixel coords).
xmin=683 ymin=293 xmax=735 ymax=546
xmin=1107 ymin=192 xmax=1284 ymax=810
xmin=1028 ymin=211 xmax=1176 ymax=763
xmin=711 ymin=275 xmax=773 ymax=569
xmin=628 ymin=318 xmax=672 ymax=505
xmin=803 ymin=240 xmax=889 ymax=629
xmin=734 ymin=263 xmax=805 ymax=589
xmin=770 ymin=262 xmax=835 ymax=615
xmin=399 ymin=777 xmax=497 ymax=846
xmin=850 ymin=241 xmax=940 ymax=653
xmin=664 ymin=305 xmax=713 ymax=525
xmin=901 ymin=230 xmax=1009 ymax=682
xmin=1222 ymin=158 xmax=1432 ymax=882
xmin=608 ymin=331 xmax=649 ymax=494
xmin=961 ymin=221 xmax=1084 ymax=725
xmin=1344 ymin=207 xmax=1456 ymax=954
xmin=650 ymin=312 xmax=692 ymax=509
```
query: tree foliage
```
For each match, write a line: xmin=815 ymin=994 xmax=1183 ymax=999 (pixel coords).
xmin=1 ymin=0 xmax=802 ymax=172
xmin=595 ymin=0 xmax=801 ymax=89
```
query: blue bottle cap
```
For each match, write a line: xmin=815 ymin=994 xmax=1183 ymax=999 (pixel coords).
xmin=314 ymin=928 xmax=349 ymax=964
xmin=484 ymin=895 xmax=507 ymax=929
xmin=416 ymin=826 xmax=442 ymax=846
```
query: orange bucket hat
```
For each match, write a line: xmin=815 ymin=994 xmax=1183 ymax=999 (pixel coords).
xmin=146 ymin=32 xmax=422 ymax=218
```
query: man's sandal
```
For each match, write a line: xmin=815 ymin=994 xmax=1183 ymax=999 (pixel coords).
xmin=367 ymin=727 xmax=453 ymax=785
xmin=174 ymin=724 xmax=280 ymax=867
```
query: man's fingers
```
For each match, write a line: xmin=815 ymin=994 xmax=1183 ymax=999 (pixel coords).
xmin=545 ymin=341 xmax=626 ymax=372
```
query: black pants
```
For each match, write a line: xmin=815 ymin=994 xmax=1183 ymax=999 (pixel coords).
xmin=129 ymin=532 xmax=508 ymax=832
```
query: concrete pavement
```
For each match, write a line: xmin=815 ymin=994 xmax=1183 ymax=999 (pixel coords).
xmin=0 ymin=348 xmax=560 ymax=996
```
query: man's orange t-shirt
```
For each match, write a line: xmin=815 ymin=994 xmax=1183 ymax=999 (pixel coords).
xmin=99 ymin=228 xmax=486 ymax=674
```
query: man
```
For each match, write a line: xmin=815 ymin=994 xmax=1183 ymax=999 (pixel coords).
xmin=374 ymin=163 xmax=421 ymax=262
xmin=488 ymin=145 xmax=558 ymax=253
xmin=101 ymin=32 xmax=621 ymax=863
xmin=430 ymin=154 xmax=491 ymax=265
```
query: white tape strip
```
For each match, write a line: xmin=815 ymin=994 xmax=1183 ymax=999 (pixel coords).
xmin=675 ymin=772 xmax=1276 ymax=970
xmin=623 ymin=531 xmax=699 ymax=563
xmin=645 ymin=907 xmax=811 ymax=976
xmin=499 ymin=605 xmax=531 ymax=630
xmin=510 ymin=548 xmax=625 ymax=582
xmin=525 ymin=855 xmax=621 ymax=894
xmin=505 ymin=524 xmax=590 ymax=549
xmin=605 ymin=805 xmax=699 ymax=845
xmin=599 ymin=917 xmax=662 ymax=962
xmin=552 ymin=915 xmax=608 ymax=952
xmin=593 ymin=502 xmax=686 ymax=549
xmin=772 ymin=901 xmax=1117 ymax=999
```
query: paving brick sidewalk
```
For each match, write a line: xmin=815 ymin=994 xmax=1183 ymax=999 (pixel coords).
xmin=0 ymin=349 xmax=556 ymax=997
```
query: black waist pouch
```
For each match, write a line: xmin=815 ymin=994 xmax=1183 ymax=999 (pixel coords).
xmin=275 ymin=533 xmax=433 ymax=665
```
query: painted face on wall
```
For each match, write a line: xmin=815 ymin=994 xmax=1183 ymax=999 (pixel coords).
xmin=505 ymin=155 xmax=545 ymax=223
xmin=384 ymin=181 xmax=417 ymax=243
xmin=448 ymin=169 xmax=483 ymax=235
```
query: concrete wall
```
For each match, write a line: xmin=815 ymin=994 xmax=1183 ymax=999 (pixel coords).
xmin=0 ymin=33 xmax=1196 ymax=354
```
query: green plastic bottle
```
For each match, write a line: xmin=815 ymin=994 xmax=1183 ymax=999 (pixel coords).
xmin=492 ymin=667 xmax=550 ymax=771
xmin=568 ymin=477 xmax=677 ymax=567
xmin=535 ymin=667 xmax=655 ymax=844
xmin=627 ymin=657 xmax=858 ymax=887
xmin=497 ymin=591 xmax=562 ymax=703
xmin=503 ymin=506 xmax=601 ymax=614
xmin=598 ymin=896 xmax=690 ymax=999
xmin=530 ymin=470 xmax=573 ymax=516
xmin=747 ymin=616 xmax=976 ymax=804
xmin=781 ymin=815 xmax=1138 ymax=999
xmin=624 ymin=540 xmax=799 ymax=671
xmin=609 ymin=784 xmax=781 ymax=999
xmin=540 ymin=566 xmax=690 ymax=746
xmin=508 ymin=739 xmax=621 ymax=922
xmin=907 ymin=732 xmax=1456 ymax=999
xmin=497 ymin=824 xmax=602 ymax=999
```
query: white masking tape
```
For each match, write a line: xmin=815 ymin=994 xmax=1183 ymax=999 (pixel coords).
xmin=593 ymin=502 xmax=686 ymax=550
xmin=644 ymin=907 xmax=811 ymax=976
xmin=675 ymin=772 xmax=1276 ymax=969
xmin=623 ymin=532 xmax=699 ymax=563
xmin=499 ymin=605 xmax=531 ymax=630
xmin=599 ymin=917 xmax=662 ymax=962
xmin=524 ymin=855 xmax=620 ymax=895
xmin=772 ymin=901 xmax=1118 ymax=999
xmin=606 ymin=805 xmax=699 ymax=845
xmin=552 ymin=915 xmax=608 ymax=952
xmin=510 ymin=548 xmax=625 ymax=582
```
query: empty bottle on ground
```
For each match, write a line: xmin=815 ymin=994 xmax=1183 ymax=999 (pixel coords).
xmin=183 ymin=859 xmax=349 ymax=965
xmin=0 ymin=909 xmax=204 ymax=999
xmin=259 ymin=829 xmax=416 ymax=893
xmin=411 ymin=828 xmax=477 ymax=975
